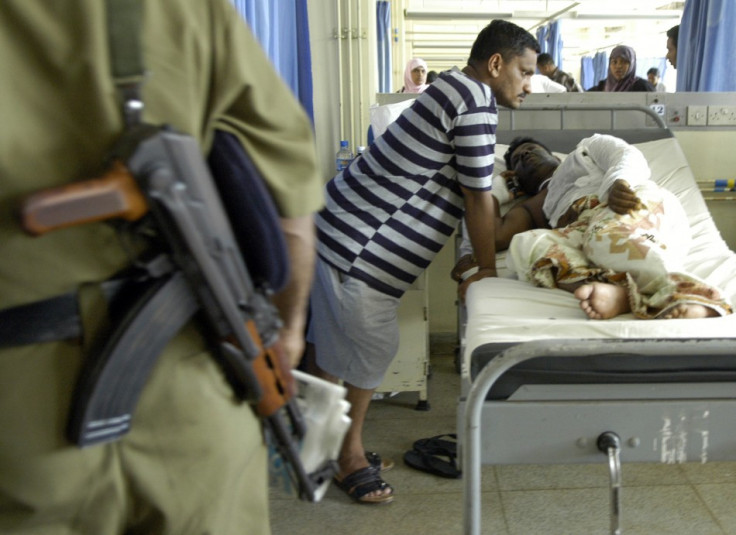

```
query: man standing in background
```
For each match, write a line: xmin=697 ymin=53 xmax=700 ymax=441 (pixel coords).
xmin=647 ymin=67 xmax=667 ymax=91
xmin=308 ymin=19 xmax=540 ymax=505
xmin=666 ymin=25 xmax=679 ymax=69
xmin=537 ymin=53 xmax=583 ymax=92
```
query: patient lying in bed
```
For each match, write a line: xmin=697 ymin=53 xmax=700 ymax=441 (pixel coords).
xmin=456 ymin=134 xmax=733 ymax=320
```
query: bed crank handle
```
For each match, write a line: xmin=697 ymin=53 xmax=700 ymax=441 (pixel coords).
xmin=597 ymin=431 xmax=623 ymax=535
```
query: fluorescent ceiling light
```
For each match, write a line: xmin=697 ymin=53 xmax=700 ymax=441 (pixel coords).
xmin=404 ymin=10 xmax=512 ymax=20
xmin=574 ymin=12 xmax=681 ymax=19
xmin=403 ymin=9 xmax=682 ymax=21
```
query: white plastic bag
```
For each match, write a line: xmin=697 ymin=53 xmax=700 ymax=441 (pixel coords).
xmin=268 ymin=370 xmax=351 ymax=502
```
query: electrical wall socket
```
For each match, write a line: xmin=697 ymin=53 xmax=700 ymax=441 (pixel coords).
xmin=708 ymin=105 xmax=736 ymax=126
xmin=687 ymin=105 xmax=708 ymax=126
xmin=667 ymin=105 xmax=687 ymax=126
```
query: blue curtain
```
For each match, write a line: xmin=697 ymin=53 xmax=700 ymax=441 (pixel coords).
xmin=376 ymin=1 xmax=392 ymax=93
xmin=536 ymin=25 xmax=549 ymax=56
xmin=578 ymin=51 xmax=609 ymax=91
xmin=677 ymin=0 xmax=736 ymax=91
xmin=231 ymin=0 xmax=314 ymax=119
xmin=547 ymin=20 xmax=563 ymax=69
xmin=536 ymin=21 xmax=563 ymax=69
xmin=580 ymin=56 xmax=594 ymax=91
xmin=593 ymin=51 xmax=609 ymax=88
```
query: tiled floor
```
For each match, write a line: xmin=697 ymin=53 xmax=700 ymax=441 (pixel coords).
xmin=270 ymin=341 xmax=736 ymax=534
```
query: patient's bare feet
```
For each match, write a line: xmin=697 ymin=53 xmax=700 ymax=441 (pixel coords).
xmin=574 ymin=282 xmax=630 ymax=319
xmin=661 ymin=304 xmax=719 ymax=319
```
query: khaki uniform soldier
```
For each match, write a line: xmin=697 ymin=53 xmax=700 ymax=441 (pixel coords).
xmin=0 ymin=1 xmax=322 ymax=533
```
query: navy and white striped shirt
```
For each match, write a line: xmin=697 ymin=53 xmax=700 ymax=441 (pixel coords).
xmin=316 ymin=67 xmax=497 ymax=297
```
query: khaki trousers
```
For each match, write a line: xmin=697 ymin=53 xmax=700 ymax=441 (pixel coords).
xmin=0 ymin=324 xmax=269 ymax=535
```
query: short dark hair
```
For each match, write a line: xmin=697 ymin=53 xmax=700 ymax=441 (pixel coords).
xmin=536 ymin=53 xmax=554 ymax=66
xmin=647 ymin=67 xmax=660 ymax=76
xmin=469 ymin=20 xmax=540 ymax=66
xmin=667 ymin=24 xmax=679 ymax=45
xmin=426 ymin=70 xmax=438 ymax=84
xmin=504 ymin=136 xmax=554 ymax=168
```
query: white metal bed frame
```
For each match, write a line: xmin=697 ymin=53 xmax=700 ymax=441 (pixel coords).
xmin=459 ymin=104 xmax=736 ymax=535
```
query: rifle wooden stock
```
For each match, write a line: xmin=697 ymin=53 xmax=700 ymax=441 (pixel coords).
xmin=247 ymin=320 xmax=296 ymax=417
xmin=21 ymin=161 xmax=147 ymax=235
xmin=21 ymin=151 xmax=295 ymax=422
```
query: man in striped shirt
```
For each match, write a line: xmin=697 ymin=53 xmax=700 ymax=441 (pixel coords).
xmin=308 ymin=19 xmax=539 ymax=504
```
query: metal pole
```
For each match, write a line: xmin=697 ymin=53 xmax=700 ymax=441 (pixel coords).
xmin=597 ymin=431 xmax=623 ymax=535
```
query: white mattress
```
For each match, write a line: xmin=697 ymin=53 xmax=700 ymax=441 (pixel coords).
xmin=463 ymin=137 xmax=736 ymax=376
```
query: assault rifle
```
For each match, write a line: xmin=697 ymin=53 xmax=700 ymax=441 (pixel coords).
xmin=21 ymin=124 xmax=335 ymax=501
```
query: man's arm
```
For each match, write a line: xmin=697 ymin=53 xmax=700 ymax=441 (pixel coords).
xmin=213 ymin=20 xmax=324 ymax=368
xmin=451 ymin=187 xmax=546 ymax=282
xmin=494 ymin=191 xmax=547 ymax=250
xmin=270 ymin=215 xmax=316 ymax=367
xmin=458 ymin=187 xmax=496 ymax=299
xmin=583 ymin=135 xmax=651 ymax=200
xmin=607 ymin=179 xmax=644 ymax=215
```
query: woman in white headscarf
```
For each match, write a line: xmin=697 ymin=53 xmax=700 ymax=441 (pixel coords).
xmin=399 ymin=58 xmax=429 ymax=93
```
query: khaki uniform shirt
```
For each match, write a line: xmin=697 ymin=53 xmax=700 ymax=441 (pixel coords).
xmin=0 ymin=3 xmax=322 ymax=532
xmin=0 ymin=0 xmax=323 ymax=310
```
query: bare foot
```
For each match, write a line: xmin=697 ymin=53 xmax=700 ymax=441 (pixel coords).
xmin=661 ymin=304 xmax=719 ymax=319
xmin=574 ymin=282 xmax=630 ymax=319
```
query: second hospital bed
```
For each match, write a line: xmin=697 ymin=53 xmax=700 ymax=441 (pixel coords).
xmin=457 ymin=105 xmax=736 ymax=534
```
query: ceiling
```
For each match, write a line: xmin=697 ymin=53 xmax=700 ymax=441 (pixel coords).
xmin=402 ymin=1 xmax=683 ymax=74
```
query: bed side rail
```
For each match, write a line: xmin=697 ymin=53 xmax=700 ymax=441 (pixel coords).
xmin=502 ymin=103 xmax=668 ymax=130
xmin=462 ymin=337 xmax=735 ymax=535
xmin=496 ymin=104 xmax=672 ymax=151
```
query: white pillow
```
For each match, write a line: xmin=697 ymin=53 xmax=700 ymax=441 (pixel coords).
xmin=369 ymin=100 xmax=415 ymax=139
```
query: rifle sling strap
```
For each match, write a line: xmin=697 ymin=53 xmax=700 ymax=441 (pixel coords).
xmin=106 ymin=0 xmax=145 ymax=127
xmin=0 ymin=279 xmax=127 ymax=349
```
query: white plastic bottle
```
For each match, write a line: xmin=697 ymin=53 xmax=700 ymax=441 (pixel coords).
xmin=335 ymin=140 xmax=354 ymax=172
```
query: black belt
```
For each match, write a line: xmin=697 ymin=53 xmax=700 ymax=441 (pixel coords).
xmin=0 ymin=279 xmax=128 ymax=349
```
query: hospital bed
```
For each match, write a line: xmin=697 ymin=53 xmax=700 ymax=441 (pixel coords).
xmin=457 ymin=105 xmax=736 ymax=535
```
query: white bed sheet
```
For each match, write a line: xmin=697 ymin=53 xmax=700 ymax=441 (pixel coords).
xmin=463 ymin=137 xmax=736 ymax=377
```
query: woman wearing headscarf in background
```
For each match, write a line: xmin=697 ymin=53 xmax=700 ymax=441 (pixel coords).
xmin=399 ymin=58 xmax=429 ymax=93
xmin=588 ymin=45 xmax=654 ymax=92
